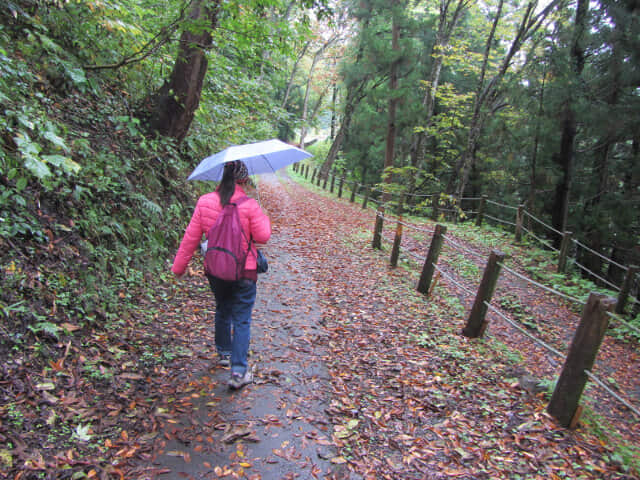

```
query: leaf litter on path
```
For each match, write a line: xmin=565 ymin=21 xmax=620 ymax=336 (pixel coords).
xmin=29 ymin=171 xmax=635 ymax=480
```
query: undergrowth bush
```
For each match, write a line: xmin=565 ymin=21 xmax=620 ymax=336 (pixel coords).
xmin=0 ymin=17 xmax=196 ymax=357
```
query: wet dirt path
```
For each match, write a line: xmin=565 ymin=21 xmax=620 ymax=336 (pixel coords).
xmin=141 ymin=174 xmax=350 ymax=480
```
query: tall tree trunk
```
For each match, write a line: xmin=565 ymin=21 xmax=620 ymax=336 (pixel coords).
xmin=147 ymin=0 xmax=221 ymax=142
xmin=409 ymin=0 xmax=469 ymax=178
xmin=322 ymin=12 xmax=373 ymax=178
xmin=448 ymin=0 xmax=504 ymax=196
xmin=281 ymin=41 xmax=310 ymax=109
xmin=384 ymin=10 xmax=400 ymax=178
xmin=322 ymin=83 xmax=369 ymax=179
xmin=526 ymin=59 xmax=546 ymax=216
xmin=299 ymin=38 xmax=336 ymax=148
xmin=550 ymin=0 xmax=588 ymax=240
xmin=582 ymin=20 xmax=623 ymax=283
xmin=449 ymin=0 xmax=562 ymax=198
xmin=373 ymin=2 xmax=400 ymax=248
xmin=330 ymin=61 xmax=339 ymax=140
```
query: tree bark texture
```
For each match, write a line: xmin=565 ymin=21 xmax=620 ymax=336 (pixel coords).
xmin=148 ymin=0 xmax=220 ymax=142
xmin=550 ymin=0 xmax=588 ymax=240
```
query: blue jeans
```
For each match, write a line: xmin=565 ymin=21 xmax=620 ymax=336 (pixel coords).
xmin=207 ymin=275 xmax=256 ymax=375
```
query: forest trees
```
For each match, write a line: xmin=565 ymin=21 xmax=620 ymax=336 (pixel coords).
xmin=330 ymin=0 xmax=640 ymax=278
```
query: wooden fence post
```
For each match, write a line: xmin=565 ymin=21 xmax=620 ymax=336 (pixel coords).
xmin=515 ymin=204 xmax=524 ymax=242
xmin=322 ymin=173 xmax=328 ymax=190
xmin=372 ymin=210 xmax=383 ymax=250
xmin=558 ymin=231 xmax=572 ymax=273
xmin=362 ymin=186 xmax=370 ymax=209
xmin=462 ymin=250 xmax=505 ymax=338
xmin=305 ymin=165 xmax=309 ymax=179
xmin=330 ymin=173 xmax=336 ymax=193
xmin=417 ymin=225 xmax=447 ymax=295
xmin=390 ymin=220 xmax=403 ymax=267
xmin=431 ymin=193 xmax=440 ymax=221
xmin=317 ymin=170 xmax=322 ymax=186
xmin=390 ymin=196 xmax=405 ymax=267
xmin=311 ymin=168 xmax=317 ymax=184
xmin=616 ymin=265 xmax=638 ymax=314
xmin=476 ymin=195 xmax=487 ymax=227
xmin=350 ymin=182 xmax=358 ymax=203
xmin=338 ymin=176 xmax=344 ymax=198
xmin=452 ymin=197 xmax=459 ymax=224
xmin=547 ymin=293 xmax=616 ymax=427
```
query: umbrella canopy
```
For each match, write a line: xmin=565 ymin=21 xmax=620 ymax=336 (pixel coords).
xmin=188 ymin=139 xmax=313 ymax=181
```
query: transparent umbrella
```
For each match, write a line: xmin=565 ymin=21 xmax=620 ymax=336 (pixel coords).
xmin=188 ymin=139 xmax=313 ymax=181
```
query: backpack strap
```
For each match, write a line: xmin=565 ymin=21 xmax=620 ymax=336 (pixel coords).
xmin=232 ymin=195 xmax=251 ymax=206
xmin=226 ymin=195 xmax=252 ymax=251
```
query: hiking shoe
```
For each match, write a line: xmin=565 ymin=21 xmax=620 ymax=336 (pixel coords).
xmin=218 ymin=355 xmax=230 ymax=367
xmin=228 ymin=370 xmax=253 ymax=390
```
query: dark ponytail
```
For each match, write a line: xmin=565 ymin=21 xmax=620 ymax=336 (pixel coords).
xmin=217 ymin=162 xmax=236 ymax=206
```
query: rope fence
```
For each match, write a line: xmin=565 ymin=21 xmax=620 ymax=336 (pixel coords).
xmin=521 ymin=225 xmax=559 ymax=252
xmin=572 ymin=257 xmax=622 ymax=292
xmin=483 ymin=300 xmax=564 ymax=359
xmin=442 ymin=234 xmax=485 ymax=260
xmin=433 ymin=263 xmax=476 ymax=296
xmin=607 ymin=311 xmax=640 ymax=337
xmin=486 ymin=199 xmax=518 ymax=211
xmin=574 ymin=239 xmax=628 ymax=272
xmin=484 ymin=213 xmax=516 ymax=228
xmin=499 ymin=263 xmax=585 ymax=306
xmin=523 ymin=210 xmax=563 ymax=236
xmin=294 ymin=164 xmax=640 ymax=315
xmin=294 ymin=163 xmax=640 ymax=433
xmin=584 ymin=370 xmax=640 ymax=419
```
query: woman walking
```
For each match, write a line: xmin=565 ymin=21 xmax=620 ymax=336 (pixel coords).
xmin=171 ymin=160 xmax=271 ymax=389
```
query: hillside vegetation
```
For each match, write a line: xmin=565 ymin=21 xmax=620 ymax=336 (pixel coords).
xmin=1 ymin=1 xmax=639 ymax=478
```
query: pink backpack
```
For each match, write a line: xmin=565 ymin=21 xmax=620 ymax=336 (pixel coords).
xmin=204 ymin=195 xmax=251 ymax=281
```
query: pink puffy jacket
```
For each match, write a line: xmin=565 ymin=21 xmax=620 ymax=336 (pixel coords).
xmin=171 ymin=185 xmax=271 ymax=277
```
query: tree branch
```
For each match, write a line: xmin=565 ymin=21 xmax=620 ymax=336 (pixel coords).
xmin=83 ymin=0 xmax=194 ymax=71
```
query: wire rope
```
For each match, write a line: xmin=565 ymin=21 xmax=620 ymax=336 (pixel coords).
xmin=583 ymin=370 xmax=640 ymax=419
xmin=486 ymin=199 xmax=518 ymax=210
xmin=572 ymin=261 xmax=621 ymax=292
xmin=499 ymin=263 xmax=585 ymax=306
xmin=523 ymin=210 xmax=563 ymax=236
xmin=485 ymin=214 xmax=516 ymax=227
xmin=573 ymin=239 xmax=629 ymax=272
xmin=483 ymin=301 xmax=564 ymax=358
xmin=606 ymin=311 xmax=640 ymax=337
xmin=433 ymin=264 xmax=475 ymax=296
xmin=520 ymin=226 xmax=559 ymax=252
xmin=398 ymin=244 xmax=427 ymax=262
xmin=441 ymin=234 xmax=485 ymax=259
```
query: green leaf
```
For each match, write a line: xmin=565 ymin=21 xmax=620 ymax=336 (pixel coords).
xmin=24 ymin=156 xmax=52 ymax=179
xmin=43 ymin=131 xmax=70 ymax=152
xmin=64 ymin=65 xmax=87 ymax=86
xmin=16 ymin=177 xmax=27 ymax=191
xmin=16 ymin=115 xmax=34 ymax=131
xmin=42 ymin=154 xmax=81 ymax=175
xmin=37 ymin=33 xmax=65 ymax=54
xmin=14 ymin=134 xmax=41 ymax=155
